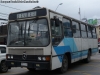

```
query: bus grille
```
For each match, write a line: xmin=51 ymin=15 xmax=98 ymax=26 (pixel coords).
xmin=8 ymin=48 xmax=43 ymax=55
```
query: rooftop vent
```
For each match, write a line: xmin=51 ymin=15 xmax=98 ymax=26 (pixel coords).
xmin=33 ymin=6 xmax=41 ymax=9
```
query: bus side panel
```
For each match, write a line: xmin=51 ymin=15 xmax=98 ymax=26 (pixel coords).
xmin=92 ymin=39 xmax=98 ymax=55
xmin=81 ymin=38 xmax=88 ymax=59
xmin=51 ymin=38 xmax=74 ymax=70
xmin=52 ymin=41 xmax=65 ymax=70
xmin=88 ymin=39 xmax=93 ymax=49
xmin=43 ymin=45 xmax=52 ymax=55
xmin=73 ymin=38 xmax=82 ymax=62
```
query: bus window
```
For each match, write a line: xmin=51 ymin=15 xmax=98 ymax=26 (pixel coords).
xmin=51 ymin=19 xmax=63 ymax=45
xmin=72 ymin=21 xmax=80 ymax=38
xmin=63 ymin=18 xmax=73 ymax=37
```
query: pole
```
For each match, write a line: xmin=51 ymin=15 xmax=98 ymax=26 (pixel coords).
xmin=78 ymin=7 xmax=81 ymax=21
xmin=55 ymin=5 xmax=60 ymax=11
xmin=55 ymin=3 xmax=63 ymax=11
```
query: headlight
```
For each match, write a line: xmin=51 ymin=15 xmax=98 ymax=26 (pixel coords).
xmin=38 ymin=56 xmax=50 ymax=61
xmin=8 ymin=56 xmax=10 ymax=59
xmin=38 ymin=57 xmax=41 ymax=60
xmin=11 ymin=56 xmax=13 ymax=59
xmin=42 ymin=57 xmax=46 ymax=61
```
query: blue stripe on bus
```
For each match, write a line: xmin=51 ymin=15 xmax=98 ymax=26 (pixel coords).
xmin=53 ymin=38 xmax=98 ymax=62
xmin=71 ymin=50 xmax=88 ymax=59
xmin=92 ymin=48 xmax=98 ymax=53
xmin=53 ymin=46 xmax=71 ymax=62
xmin=63 ymin=38 xmax=78 ymax=52
xmin=53 ymin=38 xmax=78 ymax=62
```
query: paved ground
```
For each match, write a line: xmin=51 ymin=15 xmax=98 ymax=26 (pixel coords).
xmin=0 ymin=53 xmax=100 ymax=75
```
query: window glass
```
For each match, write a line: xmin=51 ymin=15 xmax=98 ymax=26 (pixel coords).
xmin=64 ymin=28 xmax=73 ymax=37
xmin=81 ymin=31 xmax=87 ymax=38
xmin=88 ymin=32 xmax=92 ymax=38
xmin=63 ymin=18 xmax=71 ymax=28
xmin=55 ymin=25 xmax=62 ymax=36
xmin=92 ymin=27 xmax=96 ymax=33
xmin=81 ymin=24 xmax=86 ymax=31
xmin=51 ymin=20 xmax=62 ymax=36
xmin=72 ymin=21 xmax=79 ymax=29
xmin=73 ymin=30 xmax=80 ymax=37
xmin=88 ymin=26 xmax=92 ymax=32
xmin=93 ymin=33 xmax=97 ymax=38
xmin=51 ymin=20 xmax=55 ymax=35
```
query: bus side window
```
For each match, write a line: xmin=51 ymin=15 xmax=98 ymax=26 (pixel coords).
xmin=51 ymin=19 xmax=62 ymax=36
xmin=62 ymin=18 xmax=72 ymax=37
xmin=50 ymin=19 xmax=63 ymax=46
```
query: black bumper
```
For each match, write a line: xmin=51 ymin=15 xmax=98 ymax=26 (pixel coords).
xmin=6 ymin=60 xmax=50 ymax=70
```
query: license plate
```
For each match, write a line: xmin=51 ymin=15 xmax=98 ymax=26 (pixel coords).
xmin=21 ymin=63 xmax=27 ymax=66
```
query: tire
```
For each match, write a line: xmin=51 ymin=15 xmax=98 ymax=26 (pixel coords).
xmin=0 ymin=61 xmax=8 ymax=73
xmin=27 ymin=68 xmax=36 ymax=71
xmin=84 ymin=51 xmax=91 ymax=63
xmin=58 ymin=55 xmax=68 ymax=73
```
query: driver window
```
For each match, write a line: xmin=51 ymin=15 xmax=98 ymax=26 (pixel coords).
xmin=51 ymin=19 xmax=62 ymax=36
xmin=51 ymin=19 xmax=63 ymax=46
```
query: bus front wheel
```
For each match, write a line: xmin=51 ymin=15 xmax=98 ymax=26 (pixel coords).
xmin=27 ymin=68 xmax=36 ymax=71
xmin=58 ymin=55 xmax=68 ymax=73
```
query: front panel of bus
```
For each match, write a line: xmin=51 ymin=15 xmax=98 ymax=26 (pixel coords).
xmin=6 ymin=8 xmax=52 ymax=70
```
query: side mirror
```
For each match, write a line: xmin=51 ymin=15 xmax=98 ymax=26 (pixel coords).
xmin=55 ymin=18 xmax=60 ymax=26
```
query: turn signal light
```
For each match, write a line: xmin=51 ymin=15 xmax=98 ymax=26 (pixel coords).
xmin=46 ymin=56 xmax=50 ymax=61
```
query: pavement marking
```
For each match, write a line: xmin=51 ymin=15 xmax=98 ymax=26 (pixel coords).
xmin=24 ymin=68 xmax=39 ymax=75
xmin=0 ymin=72 xmax=19 ymax=75
xmin=84 ymin=64 xmax=100 ymax=68
xmin=71 ymin=70 xmax=100 ymax=73
xmin=71 ymin=70 xmax=91 ymax=75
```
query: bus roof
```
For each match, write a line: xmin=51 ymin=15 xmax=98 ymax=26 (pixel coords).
xmin=49 ymin=9 xmax=95 ymax=27
xmin=9 ymin=6 xmax=95 ymax=27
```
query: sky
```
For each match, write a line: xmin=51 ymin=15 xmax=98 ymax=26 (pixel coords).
xmin=0 ymin=0 xmax=100 ymax=21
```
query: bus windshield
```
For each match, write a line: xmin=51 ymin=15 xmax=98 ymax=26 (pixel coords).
xmin=7 ymin=18 xmax=49 ymax=47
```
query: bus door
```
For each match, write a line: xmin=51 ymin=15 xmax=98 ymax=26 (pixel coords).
xmin=50 ymin=17 xmax=64 ymax=70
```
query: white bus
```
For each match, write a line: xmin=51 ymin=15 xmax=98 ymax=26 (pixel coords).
xmin=6 ymin=7 xmax=98 ymax=73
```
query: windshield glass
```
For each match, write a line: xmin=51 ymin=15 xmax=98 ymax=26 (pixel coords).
xmin=7 ymin=19 xmax=49 ymax=47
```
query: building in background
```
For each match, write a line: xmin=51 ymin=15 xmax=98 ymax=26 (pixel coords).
xmin=0 ymin=19 xmax=8 ymax=45
xmin=0 ymin=22 xmax=7 ymax=45
xmin=82 ymin=18 xmax=100 ymax=26
xmin=96 ymin=25 xmax=100 ymax=43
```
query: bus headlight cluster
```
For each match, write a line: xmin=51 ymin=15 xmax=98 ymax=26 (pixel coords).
xmin=7 ymin=55 xmax=13 ymax=59
xmin=38 ymin=57 xmax=46 ymax=61
xmin=38 ymin=56 xmax=50 ymax=61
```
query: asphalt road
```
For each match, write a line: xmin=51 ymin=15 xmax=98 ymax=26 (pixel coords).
xmin=1 ymin=53 xmax=100 ymax=75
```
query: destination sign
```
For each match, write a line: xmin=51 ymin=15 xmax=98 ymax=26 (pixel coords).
xmin=9 ymin=8 xmax=47 ymax=20
xmin=17 ymin=11 xmax=36 ymax=19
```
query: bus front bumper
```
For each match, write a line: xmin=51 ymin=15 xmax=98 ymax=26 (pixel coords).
xmin=6 ymin=60 xmax=50 ymax=70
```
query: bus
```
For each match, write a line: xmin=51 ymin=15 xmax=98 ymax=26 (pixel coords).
xmin=6 ymin=6 xmax=98 ymax=73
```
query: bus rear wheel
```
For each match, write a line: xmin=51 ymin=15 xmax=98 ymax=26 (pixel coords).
xmin=84 ymin=51 xmax=91 ymax=63
xmin=58 ymin=55 xmax=68 ymax=73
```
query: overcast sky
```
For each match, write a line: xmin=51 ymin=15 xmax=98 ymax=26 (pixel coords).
xmin=0 ymin=0 xmax=100 ymax=21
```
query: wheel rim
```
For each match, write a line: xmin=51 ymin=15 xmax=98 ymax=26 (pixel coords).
xmin=1 ymin=62 xmax=8 ymax=72
xmin=62 ymin=57 xmax=68 ymax=72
